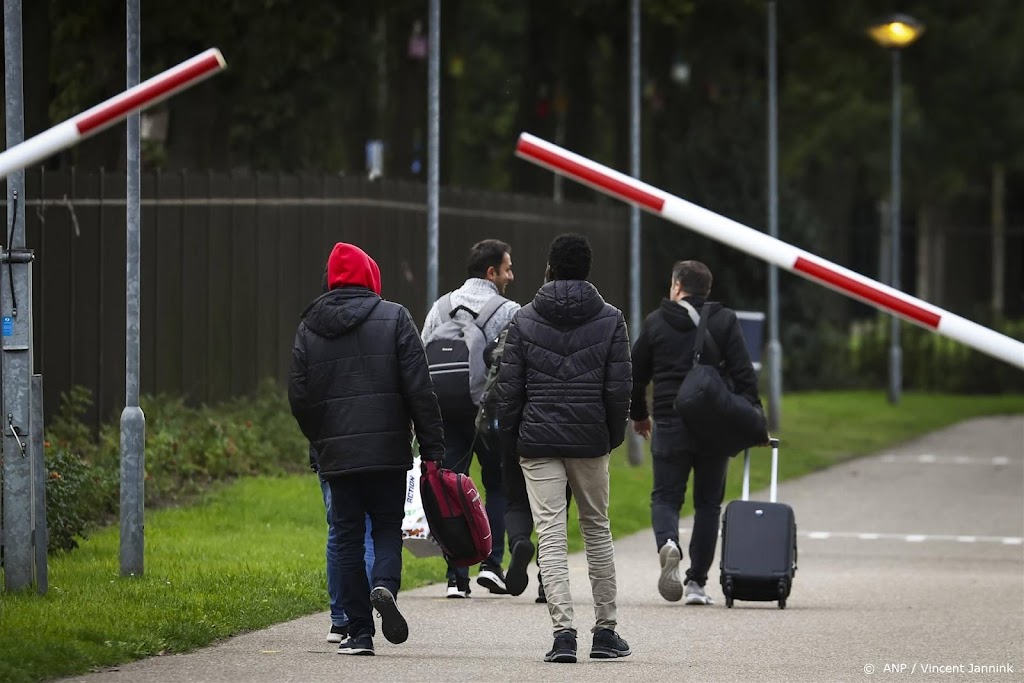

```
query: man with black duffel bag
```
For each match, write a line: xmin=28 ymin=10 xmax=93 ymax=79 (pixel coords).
xmin=630 ymin=260 xmax=766 ymax=606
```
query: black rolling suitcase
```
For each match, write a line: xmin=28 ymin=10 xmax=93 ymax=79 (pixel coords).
xmin=719 ymin=438 xmax=797 ymax=609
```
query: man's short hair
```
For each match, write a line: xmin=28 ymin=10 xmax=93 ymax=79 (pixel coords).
xmin=467 ymin=239 xmax=511 ymax=278
xmin=547 ymin=233 xmax=592 ymax=280
xmin=672 ymin=260 xmax=713 ymax=297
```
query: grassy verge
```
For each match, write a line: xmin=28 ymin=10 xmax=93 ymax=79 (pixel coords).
xmin=1 ymin=391 xmax=1021 ymax=682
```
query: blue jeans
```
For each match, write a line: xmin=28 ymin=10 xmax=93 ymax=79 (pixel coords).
xmin=650 ymin=416 xmax=729 ymax=586
xmin=321 ymin=477 xmax=374 ymax=628
xmin=442 ymin=417 xmax=506 ymax=581
xmin=328 ymin=470 xmax=406 ymax=637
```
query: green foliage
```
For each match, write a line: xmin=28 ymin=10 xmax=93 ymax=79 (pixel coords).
xmin=848 ymin=317 xmax=1024 ymax=393
xmin=40 ymin=380 xmax=309 ymax=554
xmin=44 ymin=449 xmax=118 ymax=554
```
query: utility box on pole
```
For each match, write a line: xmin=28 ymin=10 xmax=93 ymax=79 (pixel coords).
xmin=737 ymin=311 xmax=766 ymax=374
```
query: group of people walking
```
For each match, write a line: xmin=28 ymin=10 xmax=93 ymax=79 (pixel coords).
xmin=288 ymin=234 xmax=763 ymax=661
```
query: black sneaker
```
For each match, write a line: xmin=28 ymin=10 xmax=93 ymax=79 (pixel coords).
xmin=505 ymin=540 xmax=534 ymax=596
xmin=446 ymin=577 xmax=472 ymax=598
xmin=337 ymin=631 xmax=374 ymax=656
xmin=370 ymin=587 xmax=409 ymax=645
xmin=590 ymin=628 xmax=631 ymax=659
xmin=544 ymin=630 xmax=577 ymax=663
xmin=477 ymin=563 xmax=508 ymax=594
xmin=327 ymin=623 xmax=348 ymax=643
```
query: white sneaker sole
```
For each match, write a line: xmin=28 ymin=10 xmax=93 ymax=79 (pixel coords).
xmin=476 ymin=569 xmax=507 ymax=594
xmin=658 ymin=543 xmax=683 ymax=602
xmin=446 ymin=587 xmax=469 ymax=599
xmin=685 ymin=593 xmax=714 ymax=605
xmin=327 ymin=633 xmax=344 ymax=644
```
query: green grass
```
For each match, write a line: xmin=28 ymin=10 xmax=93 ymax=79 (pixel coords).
xmin=2 ymin=391 xmax=1022 ymax=682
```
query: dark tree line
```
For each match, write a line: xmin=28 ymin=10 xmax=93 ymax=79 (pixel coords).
xmin=5 ymin=0 xmax=1023 ymax=333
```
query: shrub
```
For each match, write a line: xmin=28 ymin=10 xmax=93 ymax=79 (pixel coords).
xmin=41 ymin=380 xmax=308 ymax=554
xmin=848 ymin=317 xmax=1024 ymax=393
xmin=44 ymin=448 xmax=118 ymax=553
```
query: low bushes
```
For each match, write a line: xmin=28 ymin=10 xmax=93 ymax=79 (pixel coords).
xmin=43 ymin=380 xmax=308 ymax=553
xmin=848 ymin=317 xmax=1024 ymax=393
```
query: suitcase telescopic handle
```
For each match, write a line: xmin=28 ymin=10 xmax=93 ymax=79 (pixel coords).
xmin=742 ymin=438 xmax=781 ymax=503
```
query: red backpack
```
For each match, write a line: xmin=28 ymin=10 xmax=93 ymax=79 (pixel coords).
xmin=419 ymin=460 xmax=492 ymax=567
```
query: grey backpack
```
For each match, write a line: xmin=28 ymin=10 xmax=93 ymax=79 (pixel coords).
xmin=424 ymin=294 xmax=507 ymax=419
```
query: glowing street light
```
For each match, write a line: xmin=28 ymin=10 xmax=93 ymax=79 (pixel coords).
xmin=868 ymin=14 xmax=925 ymax=50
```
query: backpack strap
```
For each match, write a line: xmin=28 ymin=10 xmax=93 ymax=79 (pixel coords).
xmin=437 ymin=293 xmax=454 ymax=320
xmin=686 ymin=301 xmax=723 ymax=365
xmin=472 ymin=294 xmax=509 ymax=334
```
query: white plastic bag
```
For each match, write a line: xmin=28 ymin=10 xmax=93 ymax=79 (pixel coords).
xmin=402 ymin=456 xmax=443 ymax=557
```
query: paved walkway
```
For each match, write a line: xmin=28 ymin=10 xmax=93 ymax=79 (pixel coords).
xmin=65 ymin=416 xmax=1024 ymax=682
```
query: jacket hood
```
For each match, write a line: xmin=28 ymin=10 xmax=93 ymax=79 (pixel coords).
xmin=532 ymin=280 xmax=606 ymax=326
xmin=302 ymin=288 xmax=381 ymax=339
xmin=660 ymin=295 xmax=708 ymax=333
xmin=327 ymin=242 xmax=381 ymax=294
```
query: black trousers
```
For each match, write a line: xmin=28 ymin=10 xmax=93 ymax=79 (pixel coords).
xmin=328 ymin=469 xmax=406 ymax=637
xmin=650 ymin=416 xmax=729 ymax=587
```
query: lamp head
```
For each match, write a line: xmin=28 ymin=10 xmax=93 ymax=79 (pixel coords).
xmin=868 ymin=13 xmax=925 ymax=49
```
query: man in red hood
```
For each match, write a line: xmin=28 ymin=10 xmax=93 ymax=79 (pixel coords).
xmin=326 ymin=241 xmax=382 ymax=294
xmin=290 ymin=242 xmax=444 ymax=656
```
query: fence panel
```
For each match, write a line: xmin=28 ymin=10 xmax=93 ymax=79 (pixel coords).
xmin=14 ymin=168 xmax=627 ymax=427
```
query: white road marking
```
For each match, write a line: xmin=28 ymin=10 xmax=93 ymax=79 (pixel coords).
xmin=682 ymin=528 xmax=1023 ymax=546
xmin=878 ymin=454 xmax=1020 ymax=466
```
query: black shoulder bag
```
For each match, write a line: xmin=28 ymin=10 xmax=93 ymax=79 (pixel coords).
xmin=673 ymin=302 xmax=768 ymax=456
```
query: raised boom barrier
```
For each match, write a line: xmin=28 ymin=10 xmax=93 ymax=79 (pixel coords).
xmin=0 ymin=48 xmax=226 ymax=180
xmin=515 ymin=132 xmax=1024 ymax=370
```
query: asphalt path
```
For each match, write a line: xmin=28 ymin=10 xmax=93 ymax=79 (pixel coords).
xmin=64 ymin=415 xmax=1024 ymax=683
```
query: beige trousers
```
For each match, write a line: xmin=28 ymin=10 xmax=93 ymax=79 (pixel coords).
xmin=520 ymin=454 xmax=617 ymax=635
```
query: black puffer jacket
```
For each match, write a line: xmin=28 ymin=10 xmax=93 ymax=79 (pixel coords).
xmin=496 ymin=280 xmax=631 ymax=459
xmin=288 ymin=287 xmax=445 ymax=477
xmin=630 ymin=296 xmax=760 ymax=421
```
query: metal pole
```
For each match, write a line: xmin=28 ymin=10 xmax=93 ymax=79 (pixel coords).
xmin=888 ymin=50 xmax=902 ymax=405
xmin=626 ymin=0 xmax=644 ymax=466
xmin=2 ymin=0 xmax=34 ymax=592
xmin=120 ymin=0 xmax=146 ymax=576
xmin=766 ymin=0 xmax=782 ymax=432
xmin=426 ymin=0 xmax=440 ymax=309
xmin=30 ymin=373 xmax=46 ymax=593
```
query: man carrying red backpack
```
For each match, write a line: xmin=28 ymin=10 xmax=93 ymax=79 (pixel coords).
xmin=421 ymin=239 xmax=520 ymax=598
xmin=289 ymin=242 xmax=444 ymax=656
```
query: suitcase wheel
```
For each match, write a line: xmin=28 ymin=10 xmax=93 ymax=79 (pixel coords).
xmin=724 ymin=578 xmax=734 ymax=608
xmin=778 ymin=581 xmax=787 ymax=609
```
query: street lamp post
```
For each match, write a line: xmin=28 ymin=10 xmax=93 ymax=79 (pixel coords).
xmin=765 ymin=0 xmax=782 ymax=432
xmin=867 ymin=14 xmax=924 ymax=406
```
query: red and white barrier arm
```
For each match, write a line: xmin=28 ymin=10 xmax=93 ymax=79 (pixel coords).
xmin=516 ymin=132 xmax=1024 ymax=370
xmin=0 ymin=48 xmax=226 ymax=180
